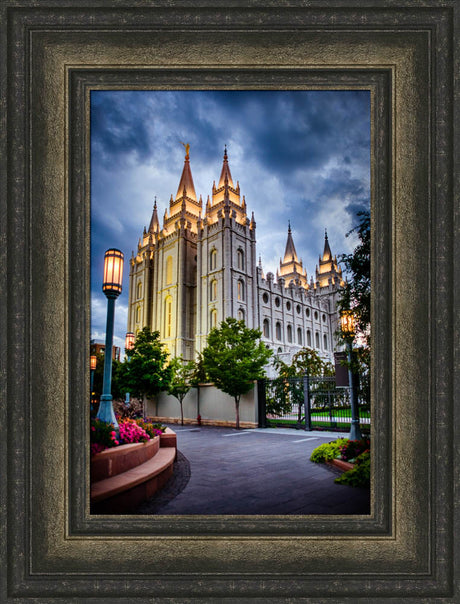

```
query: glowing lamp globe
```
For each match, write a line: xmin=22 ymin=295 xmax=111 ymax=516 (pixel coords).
xmin=125 ymin=332 xmax=135 ymax=351
xmin=340 ymin=310 xmax=356 ymax=339
xmin=90 ymin=355 xmax=97 ymax=371
xmin=102 ymin=248 xmax=124 ymax=298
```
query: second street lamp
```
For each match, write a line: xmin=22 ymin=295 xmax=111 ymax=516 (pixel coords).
xmin=124 ymin=332 xmax=135 ymax=407
xmin=340 ymin=310 xmax=363 ymax=441
xmin=97 ymin=248 xmax=124 ymax=431
xmin=90 ymin=354 xmax=97 ymax=410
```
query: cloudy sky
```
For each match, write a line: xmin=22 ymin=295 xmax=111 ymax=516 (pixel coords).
xmin=90 ymin=90 xmax=370 ymax=351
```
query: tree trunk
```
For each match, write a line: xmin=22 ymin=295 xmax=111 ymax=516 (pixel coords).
xmin=179 ymin=398 xmax=184 ymax=425
xmin=142 ymin=393 xmax=147 ymax=420
xmin=235 ymin=396 xmax=240 ymax=429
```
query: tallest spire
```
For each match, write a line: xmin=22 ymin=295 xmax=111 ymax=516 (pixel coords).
xmin=175 ymin=142 xmax=197 ymax=201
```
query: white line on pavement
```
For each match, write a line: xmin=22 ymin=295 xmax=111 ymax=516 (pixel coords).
xmin=222 ymin=432 xmax=253 ymax=437
xmin=291 ymin=437 xmax=320 ymax=443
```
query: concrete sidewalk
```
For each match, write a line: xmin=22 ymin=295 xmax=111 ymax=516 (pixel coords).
xmin=132 ymin=424 xmax=370 ymax=515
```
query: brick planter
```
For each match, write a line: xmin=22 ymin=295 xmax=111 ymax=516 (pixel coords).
xmin=91 ymin=437 xmax=160 ymax=482
xmin=90 ymin=429 xmax=177 ymax=513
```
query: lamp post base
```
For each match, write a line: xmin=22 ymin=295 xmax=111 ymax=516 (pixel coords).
xmin=97 ymin=394 xmax=119 ymax=430
xmin=348 ymin=419 xmax=363 ymax=441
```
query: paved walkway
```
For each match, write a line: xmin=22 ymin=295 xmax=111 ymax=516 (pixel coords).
xmin=132 ymin=425 xmax=370 ymax=515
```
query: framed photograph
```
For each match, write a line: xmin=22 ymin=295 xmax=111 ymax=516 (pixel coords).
xmin=2 ymin=2 xmax=458 ymax=601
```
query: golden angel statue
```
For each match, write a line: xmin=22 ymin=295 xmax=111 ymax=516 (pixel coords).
xmin=180 ymin=141 xmax=190 ymax=157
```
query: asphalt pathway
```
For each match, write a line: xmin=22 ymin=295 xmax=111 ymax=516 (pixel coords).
xmin=132 ymin=425 xmax=370 ymax=515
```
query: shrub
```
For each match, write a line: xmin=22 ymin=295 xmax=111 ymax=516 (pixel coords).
xmin=90 ymin=418 xmax=119 ymax=455
xmin=118 ymin=419 xmax=149 ymax=445
xmin=310 ymin=438 xmax=349 ymax=463
xmin=339 ymin=437 xmax=370 ymax=462
xmin=335 ymin=450 xmax=370 ymax=487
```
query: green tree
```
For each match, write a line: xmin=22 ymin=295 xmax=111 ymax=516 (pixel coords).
xmin=338 ymin=210 xmax=371 ymax=406
xmin=338 ymin=210 xmax=370 ymax=343
xmin=202 ymin=318 xmax=272 ymax=429
xmin=167 ymin=356 xmax=195 ymax=425
xmin=119 ymin=327 xmax=172 ymax=414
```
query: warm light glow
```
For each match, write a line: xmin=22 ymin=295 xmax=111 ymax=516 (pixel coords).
xmin=125 ymin=332 xmax=135 ymax=351
xmin=102 ymin=248 xmax=124 ymax=296
xmin=90 ymin=355 xmax=97 ymax=371
xmin=340 ymin=310 xmax=356 ymax=337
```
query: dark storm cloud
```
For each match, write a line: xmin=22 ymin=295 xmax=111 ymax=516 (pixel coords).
xmin=90 ymin=90 xmax=370 ymax=346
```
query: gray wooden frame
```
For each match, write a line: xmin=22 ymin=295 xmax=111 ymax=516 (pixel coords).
xmin=1 ymin=2 xmax=458 ymax=602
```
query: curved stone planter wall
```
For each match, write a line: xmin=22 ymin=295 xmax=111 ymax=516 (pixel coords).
xmin=90 ymin=428 xmax=177 ymax=514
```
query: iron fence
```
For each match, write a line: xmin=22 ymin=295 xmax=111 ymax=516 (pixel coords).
xmin=258 ymin=375 xmax=370 ymax=432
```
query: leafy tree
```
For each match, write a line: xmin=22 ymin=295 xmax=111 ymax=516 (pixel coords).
xmin=338 ymin=210 xmax=371 ymax=405
xmin=167 ymin=356 xmax=195 ymax=425
xmin=119 ymin=327 xmax=172 ymax=414
xmin=338 ymin=210 xmax=370 ymax=343
xmin=202 ymin=318 xmax=272 ymax=429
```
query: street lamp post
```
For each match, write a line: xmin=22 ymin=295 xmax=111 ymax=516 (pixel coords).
xmin=90 ymin=355 xmax=97 ymax=410
xmin=124 ymin=332 xmax=135 ymax=408
xmin=97 ymin=248 xmax=124 ymax=430
xmin=340 ymin=310 xmax=363 ymax=441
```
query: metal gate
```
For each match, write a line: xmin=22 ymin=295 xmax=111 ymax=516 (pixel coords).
xmin=258 ymin=375 xmax=370 ymax=432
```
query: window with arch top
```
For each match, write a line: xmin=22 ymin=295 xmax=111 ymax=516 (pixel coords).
xmin=137 ymin=281 xmax=142 ymax=299
xmin=210 ymin=249 xmax=217 ymax=271
xmin=210 ymin=308 xmax=217 ymax=328
xmin=263 ymin=318 xmax=270 ymax=338
xmin=210 ymin=279 xmax=217 ymax=301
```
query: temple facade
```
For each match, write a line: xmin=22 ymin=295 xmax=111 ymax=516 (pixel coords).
xmin=127 ymin=147 xmax=344 ymax=365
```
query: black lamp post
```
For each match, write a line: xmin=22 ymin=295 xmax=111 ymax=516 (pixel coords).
xmin=97 ymin=248 xmax=124 ymax=430
xmin=340 ymin=310 xmax=363 ymax=441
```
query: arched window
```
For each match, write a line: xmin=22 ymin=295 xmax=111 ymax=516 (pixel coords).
xmin=210 ymin=308 xmax=217 ymax=328
xmin=237 ymin=308 xmax=245 ymax=322
xmin=237 ymin=279 xmax=245 ymax=301
xmin=237 ymin=248 xmax=245 ymax=270
xmin=137 ymin=281 xmax=142 ymax=299
xmin=136 ymin=306 xmax=141 ymax=324
xmin=164 ymin=296 xmax=172 ymax=337
xmin=323 ymin=334 xmax=328 ymax=350
xmin=315 ymin=331 xmax=320 ymax=349
xmin=210 ymin=249 xmax=217 ymax=270
xmin=297 ymin=327 xmax=302 ymax=344
xmin=165 ymin=256 xmax=173 ymax=285
xmin=210 ymin=279 xmax=217 ymax=301
xmin=275 ymin=322 xmax=282 ymax=341
xmin=306 ymin=329 xmax=312 ymax=347
xmin=263 ymin=318 xmax=270 ymax=338
xmin=287 ymin=324 xmax=292 ymax=343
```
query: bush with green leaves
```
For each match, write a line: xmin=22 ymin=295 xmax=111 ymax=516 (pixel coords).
xmin=310 ymin=438 xmax=349 ymax=463
xmin=334 ymin=450 xmax=370 ymax=487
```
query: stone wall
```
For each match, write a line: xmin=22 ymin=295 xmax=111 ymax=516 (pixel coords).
xmin=145 ymin=382 xmax=258 ymax=427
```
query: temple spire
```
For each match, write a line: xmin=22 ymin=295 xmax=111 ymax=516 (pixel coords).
xmin=217 ymin=145 xmax=234 ymax=189
xmin=282 ymin=221 xmax=299 ymax=263
xmin=322 ymin=228 xmax=332 ymax=261
xmin=175 ymin=142 xmax=197 ymax=201
xmin=148 ymin=196 xmax=160 ymax=233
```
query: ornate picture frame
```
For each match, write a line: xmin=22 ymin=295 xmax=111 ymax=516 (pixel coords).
xmin=2 ymin=2 xmax=457 ymax=601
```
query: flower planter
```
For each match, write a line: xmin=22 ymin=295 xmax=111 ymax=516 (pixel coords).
xmin=325 ymin=458 xmax=354 ymax=472
xmin=91 ymin=436 xmax=160 ymax=482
